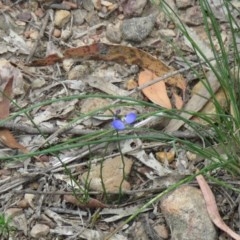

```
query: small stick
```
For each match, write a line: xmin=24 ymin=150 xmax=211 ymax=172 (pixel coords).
xmin=26 ymin=10 xmax=50 ymax=63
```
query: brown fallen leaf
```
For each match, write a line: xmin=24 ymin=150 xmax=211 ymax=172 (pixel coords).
xmin=138 ymin=69 xmax=172 ymax=109
xmin=64 ymin=195 xmax=107 ymax=209
xmin=27 ymin=43 xmax=186 ymax=92
xmin=0 ymin=61 xmax=28 ymax=154
xmin=196 ymin=174 xmax=240 ymax=240
xmin=172 ymin=92 xmax=184 ymax=110
xmin=0 ymin=76 xmax=13 ymax=119
xmin=0 ymin=128 xmax=28 ymax=153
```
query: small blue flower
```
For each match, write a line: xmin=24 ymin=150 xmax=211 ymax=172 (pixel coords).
xmin=112 ymin=112 xmax=137 ymax=130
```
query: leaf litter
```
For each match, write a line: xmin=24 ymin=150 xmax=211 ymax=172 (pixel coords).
xmin=0 ymin=0 xmax=239 ymax=239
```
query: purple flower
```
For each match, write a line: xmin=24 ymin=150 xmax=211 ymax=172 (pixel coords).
xmin=112 ymin=112 xmax=137 ymax=130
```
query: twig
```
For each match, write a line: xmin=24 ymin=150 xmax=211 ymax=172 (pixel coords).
xmin=26 ymin=10 xmax=51 ymax=63
xmin=13 ymin=186 xmax=170 ymax=196
xmin=73 ymin=23 xmax=107 ymax=39
xmin=0 ymin=120 xmax=94 ymax=135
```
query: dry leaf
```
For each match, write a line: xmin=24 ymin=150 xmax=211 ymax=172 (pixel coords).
xmin=0 ymin=128 xmax=28 ymax=153
xmin=0 ymin=59 xmax=24 ymax=98
xmin=173 ymin=92 xmax=184 ymax=109
xmin=28 ymin=43 xmax=186 ymax=92
xmin=196 ymin=174 xmax=240 ymax=240
xmin=64 ymin=195 xmax=107 ymax=208
xmin=0 ymin=60 xmax=27 ymax=154
xmin=165 ymin=70 xmax=220 ymax=132
xmin=0 ymin=76 xmax=13 ymax=119
xmin=138 ymin=69 xmax=172 ymax=109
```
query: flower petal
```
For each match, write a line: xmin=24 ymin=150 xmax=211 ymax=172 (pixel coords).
xmin=112 ymin=119 xmax=125 ymax=130
xmin=125 ymin=112 xmax=137 ymax=124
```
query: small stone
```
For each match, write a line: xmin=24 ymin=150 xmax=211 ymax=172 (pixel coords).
xmin=126 ymin=79 xmax=138 ymax=90
xmin=106 ymin=23 xmax=122 ymax=43
xmin=17 ymin=199 xmax=29 ymax=209
xmin=153 ymin=224 xmax=169 ymax=239
xmin=61 ymin=29 xmax=72 ymax=41
xmin=184 ymin=6 xmax=203 ymax=26
xmin=122 ymin=0 xmax=147 ymax=17
xmin=176 ymin=0 xmax=193 ymax=9
xmin=29 ymin=30 xmax=39 ymax=40
xmin=73 ymin=9 xmax=87 ymax=25
xmin=160 ymin=185 xmax=217 ymax=240
xmin=24 ymin=193 xmax=35 ymax=208
xmin=30 ymin=223 xmax=50 ymax=238
xmin=186 ymin=151 xmax=197 ymax=161
xmin=156 ymin=151 xmax=175 ymax=163
xmin=54 ymin=10 xmax=71 ymax=28
xmin=62 ymin=59 xmax=74 ymax=72
xmin=67 ymin=65 xmax=90 ymax=79
xmin=122 ymin=15 xmax=155 ymax=42
xmin=82 ymin=0 xmax=95 ymax=11
xmin=85 ymin=10 xmax=100 ymax=26
xmin=159 ymin=29 xmax=176 ymax=37
xmin=92 ymin=0 xmax=101 ymax=10
xmin=80 ymin=98 xmax=112 ymax=119
xmin=81 ymin=156 xmax=133 ymax=192
xmin=53 ymin=28 xmax=61 ymax=38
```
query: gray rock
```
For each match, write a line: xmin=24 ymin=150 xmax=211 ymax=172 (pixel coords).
xmin=122 ymin=0 xmax=148 ymax=17
xmin=106 ymin=23 xmax=122 ymax=43
xmin=160 ymin=185 xmax=217 ymax=240
xmin=73 ymin=9 xmax=87 ymax=25
xmin=121 ymin=15 xmax=156 ymax=42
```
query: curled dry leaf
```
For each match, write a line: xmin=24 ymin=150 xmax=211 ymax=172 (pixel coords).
xmin=138 ymin=69 xmax=172 ymax=109
xmin=0 ymin=128 xmax=28 ymax=153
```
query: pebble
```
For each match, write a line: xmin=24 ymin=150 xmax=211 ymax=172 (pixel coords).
xmin=61 ymin=29 xmax=72 ymax=41
xmin=156 ymin=151 xmax=175 ymax=163
xmin=82 ymin=0 xmax=94 ymax=11
xmin=160 ymin=185 xmax=217 ymax=240
xmin=184 ymin=6 xmax=203 ymax=26
xmin=54 ymin=10 xmax=71 ymax=28
xmin=159 ymin=29 xmax=176 ymax=37
xmin=81 ymin=156 xmax=133 ymax=192
xmin=53 ymin=28 xmax=61 ymax=38
xmin=122 ymin=0 xmax=148 ymax=17
xmin=67 ymin=65 xmax=90 ymax=79
xmin=106 ymin=23 xmax=122 ymax=43
xmin=73 ymin=9 xmax=87 ymax=26
xmin=30 ymin=223 xmax=50 ymax=238
xmin=176 ymin=0 xmax=193 ymax=9
xmin=121 ymin=15 xmax=156 ymax=42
